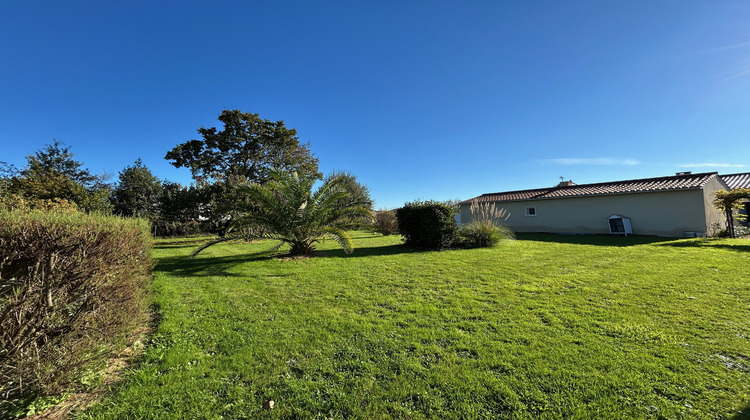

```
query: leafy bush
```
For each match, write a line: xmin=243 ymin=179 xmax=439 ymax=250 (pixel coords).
xmin=717 ymin=225 xmax=750 ymax=238
xmin=734 ymin=225 xmax=750 ymax=237
xmin=0 ymin=209 xmax=153 ymax=408
xmin=0 ymin=193 xmax=79 ymax=213
xmin=374 ymin=210 xmax=398 ymax=236
xmin=457 ymin=200 xmax=514 ymax=248
xmin=395 ymin=200 xmax=456 ymax=250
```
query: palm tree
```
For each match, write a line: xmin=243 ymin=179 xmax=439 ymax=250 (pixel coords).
xmin=194 ymin=170 xmax=373 ymax=256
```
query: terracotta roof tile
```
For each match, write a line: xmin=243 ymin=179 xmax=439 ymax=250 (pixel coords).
xmin=721 ymin=172 xmax=750 ymax=189
xmin=462 ymin=172 xmax=719 ymax=204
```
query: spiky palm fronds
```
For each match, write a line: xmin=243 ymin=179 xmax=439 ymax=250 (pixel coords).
xmin=194 ymin=170 xmax=373 ymax=256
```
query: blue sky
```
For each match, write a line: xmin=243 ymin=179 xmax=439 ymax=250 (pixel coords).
xmin=1 ymin=1 xmax=749 ymax=209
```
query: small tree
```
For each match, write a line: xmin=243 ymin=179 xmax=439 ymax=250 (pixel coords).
xmin=195 ymin=170 xmax=373 ymax=256
xmin=111 ymin=159 xmax=162 ymax=219
xmin=713 ymin=188 xmax=750 ymax=238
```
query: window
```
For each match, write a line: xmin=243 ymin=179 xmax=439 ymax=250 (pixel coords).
xmin=607 ymin=214 xmax=632 ymax=236
xmin=609 ymin=218 xmax=625 ymax=233
xmin=525 ymin=207 xmax=536 ymax=217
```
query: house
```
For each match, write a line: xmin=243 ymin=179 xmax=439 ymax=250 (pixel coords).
xmin=459 ymin=172 xmax=747 ymax=237
xmin=721 ymin=172 xmax=750 ymax=225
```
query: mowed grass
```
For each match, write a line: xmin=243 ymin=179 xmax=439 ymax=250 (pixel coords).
xmin=81 ymin=233 xmax=750 ymax=419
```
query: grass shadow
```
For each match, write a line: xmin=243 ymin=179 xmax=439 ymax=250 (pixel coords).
xmin=514 ymin=233 xmax=675 ymax=247
xmin=734 ymin=404 xmax=750 ymax=419
xmin=154 ymin=253 xmax=272 ymax=278
xmin=654 ymin=238 xmax=750 ymax=252
xmin=325 ymin=243 xmax=423 ymax=258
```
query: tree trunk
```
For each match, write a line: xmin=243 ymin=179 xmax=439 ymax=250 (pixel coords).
xmin=726 ymin=209 xmax=736 ymax=238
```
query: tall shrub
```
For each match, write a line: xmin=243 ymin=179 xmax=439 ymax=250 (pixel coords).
xmin=395 ymin=200 xmax=456 ymax=250
xmin=457 ymin=200 xmax=514 ymax=248
xmin=374 ymin=210 xmax=398 ymax=236
xmin=0 ymin=209 xmax=152 ymax=405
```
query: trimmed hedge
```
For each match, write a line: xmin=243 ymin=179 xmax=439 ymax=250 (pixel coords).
xmin=395 ymin=200 xmax=456 ymax=250
xmin=0 ymin=209 xmax=153 ymax=405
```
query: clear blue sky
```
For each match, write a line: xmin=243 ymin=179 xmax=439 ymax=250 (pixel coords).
xmin=2 ymin=1 xmax=749 ymax=209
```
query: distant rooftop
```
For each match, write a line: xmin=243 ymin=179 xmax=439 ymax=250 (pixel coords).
xmin=720 ymin=172 xmax=750 ymax=189
xmin=461 ymin=172 xmax=720 ymax=204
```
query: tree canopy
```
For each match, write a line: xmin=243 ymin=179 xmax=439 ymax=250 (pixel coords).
xmin=164 ymin=110 xmax=321 ymax=236
xmin=7 ymin=141 xmax=112 ymax=213
xmin=23 ymin=140 xmax=100 ymax=187
xmin=111 ymin=158 xmax=162 ymax=218
xmin=165 ymin=110 xmax=319 ymax=185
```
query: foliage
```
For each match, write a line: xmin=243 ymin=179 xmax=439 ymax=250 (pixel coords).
xmin=9 ymin=168 xmax=88 ymax=204
xmin=457 ymin=200 xmax=514 ymax=247
xmin=736 ymin=225 xmax=750 ymax=237
xmin=0 ymin=209 xmax=152 ymax=412
xmin=194 ymin=170 xmax=373 ymax=256
xmin=164 ymin=110 xmax=320 ymax=236
xmin=152 ymin=182 xmax=205 ymax=237
xmin=0 ymin=194 xmax=79 ymax=213
xmin=374 ymin=210 xmax=398 ymax=236
xmin=80 ymin=233 xmax=750 ymax=419
xmin=7 ymin=141 xmax=112 ymax=213
xmin=331 ymin=170 xmax=373 ymax=210
xmin=0 ymin=162 xmax=19 ymax=197
xmin=22 ymin=140 xmax=100 ymax=187
xmin=713 ymin=188 xmax=750 ymax=238
xmin=165 ymin=110 xmax=319 ymax=184
xmin=717 ymin=225 xmax=750 ymax=238
xmin=327 ymin=171 xmax=373 ymax=229
xmin=395 ymin=200 xmax=457 ymax=250
xmin=111 ymin=158 xmax=162 ymax=219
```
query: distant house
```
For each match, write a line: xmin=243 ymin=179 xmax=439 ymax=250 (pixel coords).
xmin=460 ymin=172 xmax=749 ymax=237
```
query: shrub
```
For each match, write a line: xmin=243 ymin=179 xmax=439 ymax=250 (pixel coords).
xmin=0 ymin=194 xmax=79 ymax=213
xmin=734 ymin=225 xmax=750 ymax=237
xmin=457 ymin=200 xmax=514 ymax=248
xmin=395 ymin=200 xmax=456 ymax=250
xmin=374 ymin=210 xmax=398 ymax=236
xmin=0 ymin=209 xmax=153 ymax=408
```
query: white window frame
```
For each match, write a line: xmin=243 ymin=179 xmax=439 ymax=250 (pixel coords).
xmin=525 ymin=207 xmax=537 ymax=217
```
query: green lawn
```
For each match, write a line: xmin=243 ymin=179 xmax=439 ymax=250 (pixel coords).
xmin=80 ymin=233 xmax=750 ymax=419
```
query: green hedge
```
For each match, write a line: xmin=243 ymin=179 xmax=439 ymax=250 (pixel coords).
xmin=395 ymin=201 xmax=456 ymax=250
xmin=0 ymin=209 xmax=153 ymax=406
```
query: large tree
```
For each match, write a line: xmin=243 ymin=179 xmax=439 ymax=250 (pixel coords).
xmin=165 ymin=110 xmax=319 ymax=184
xmin=165 ymin=110 xmax=320 ymax=236
xmin=111 ymin=158 xmax=162 ymax=218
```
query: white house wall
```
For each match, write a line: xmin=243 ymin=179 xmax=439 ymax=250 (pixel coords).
xmin=701 ymin=176 xmax=731 ymax=235
xmin=460 ymin=189 xmax=720 ymax=237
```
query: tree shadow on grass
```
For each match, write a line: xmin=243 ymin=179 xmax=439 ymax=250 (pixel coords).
xmin=513 ymin=233 xmax=674 ymax=247
xmin=154 ymin=253 xmax=273 ymax=278
xmin=324 ymin=243 xmax=422 ymax=258
xmin=653 ymin=239 xmax=750 ymax=252
xmin=733 ymin=404 xmax=750 ymax=419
